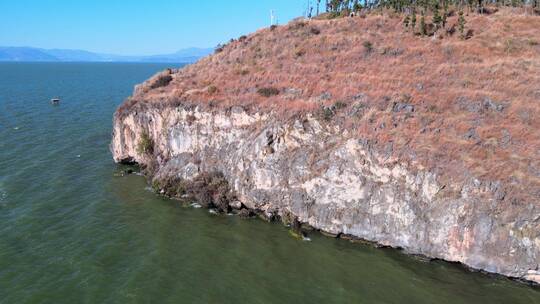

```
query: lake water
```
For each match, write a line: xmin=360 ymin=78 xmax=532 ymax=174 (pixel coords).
xmin=0 ymin=62 xmax=538 ymax=303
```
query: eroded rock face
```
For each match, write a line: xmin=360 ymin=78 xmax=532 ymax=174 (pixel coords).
xmin=111 ymin=105 xmax=539 ymax=284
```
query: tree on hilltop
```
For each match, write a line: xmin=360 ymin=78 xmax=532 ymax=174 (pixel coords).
xmin=420 ymin=10 xmax=427 ymax=35
xmin=458 ymin=10 xmax=466 ymax=39
xmin=411 ymin=10 xmax=417 ymax=33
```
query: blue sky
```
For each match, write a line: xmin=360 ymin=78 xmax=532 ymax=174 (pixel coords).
xmin=0 ymin=0 xmax=310 ymax=55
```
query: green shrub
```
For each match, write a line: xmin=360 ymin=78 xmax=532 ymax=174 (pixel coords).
xmin=334 ymin=101 xmax=348 ymax=110
xmin=257 ymin=87 xmax=280 ymax=97
xmin=188 ymin=171 xmax=234 ymax=213
xmin=363 ymin=41 xmax=373 ymax=54
xmin=321 ymin=106 xmax=335 ymax=121
xmin=295 ymin=48 xmax=306 ymax=57
xmin=150 ymin=74 xmax=173 ymax=90
xmin=207 ymin=85 xmax=218 ymax=94
xmin=137 ymin=131 xmax=154 ymax=155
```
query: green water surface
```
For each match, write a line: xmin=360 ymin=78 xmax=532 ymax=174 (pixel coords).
xmin=0 ymin=62 xmax=538 ymax=304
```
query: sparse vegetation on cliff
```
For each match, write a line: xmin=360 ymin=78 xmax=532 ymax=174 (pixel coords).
xmin=257 ymin=87 xmax=280 ymax=97
xmin=119 ymin=6 xmax=539 ymax=210
xmin=136 ymin=131 xmax=154 ymax=156
xmin=150 ymin=73 xmax=172 ymax=90
xmin=362 ymin=40 xmax=374 ymax=53
xmin=153 ymin=171 xmax=236 ymax=213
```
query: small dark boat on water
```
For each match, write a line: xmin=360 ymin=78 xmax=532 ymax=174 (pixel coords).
xmin=51 ymin=98 xmax=60 ymax=105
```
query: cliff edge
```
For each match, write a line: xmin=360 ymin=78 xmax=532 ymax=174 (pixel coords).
xmin=112 ymin=8 xmax=540 ymax=284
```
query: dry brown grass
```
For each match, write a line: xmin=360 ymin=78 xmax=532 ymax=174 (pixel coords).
xmin=120 ymin=7 xmax=540 ymax=203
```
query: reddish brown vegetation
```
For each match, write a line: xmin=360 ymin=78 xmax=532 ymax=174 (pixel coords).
xmin=119 ymin=7 xmax=540 ymax=203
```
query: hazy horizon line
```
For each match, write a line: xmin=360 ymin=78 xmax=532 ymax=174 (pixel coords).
xmin=0 ymin=45 xmax=214 ymax=57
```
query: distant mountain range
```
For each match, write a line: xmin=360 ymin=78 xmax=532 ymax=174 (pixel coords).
xmin=0 ymin=47 xmax=214 ymax=63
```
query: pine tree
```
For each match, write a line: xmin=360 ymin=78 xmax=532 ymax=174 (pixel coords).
xmin=353 ymin=0 xmax=362 ymax=12
xmin=330 ymin=0 xmax=342 ymax=12
xmin=433 ymin=6 xmax=442 ymax=30
xmin=411 ymin=11 xmax=417 ymax=33
xmin=442 ymin=2 xmax=448 ymax=28
xmin=478 ymin=0 xmax=484 ymax=13
xmin=420 ymin=10 xmax=427 ymax=36
xmin=315 ymin=0 xmax=540 ymax=19
xmin=467 ymin=0 xmax=474 ymax=12
xmin=458 ymin=10 xmax=466 ymax=39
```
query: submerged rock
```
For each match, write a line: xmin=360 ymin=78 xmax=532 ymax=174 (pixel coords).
xmin=230 ymin=200 xmax=243 ymax=210
xmin=237 ymin=208 xmax=254 ymax=219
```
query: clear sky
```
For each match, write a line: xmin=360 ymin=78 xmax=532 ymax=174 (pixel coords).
xmin=0 ymin=0 xmax=310 ymax=55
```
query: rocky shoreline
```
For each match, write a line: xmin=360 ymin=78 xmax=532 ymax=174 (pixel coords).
xmin=120 ymin=160 xmax=539 ymax=288
xmin=111 ymin=103 xmax=540 ymax=285
xmin=110 ymin=7 xmax=540 ymax=288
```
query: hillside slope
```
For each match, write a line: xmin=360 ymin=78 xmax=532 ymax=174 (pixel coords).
xmin=112 ymin=8 xmax=540 ymax=284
